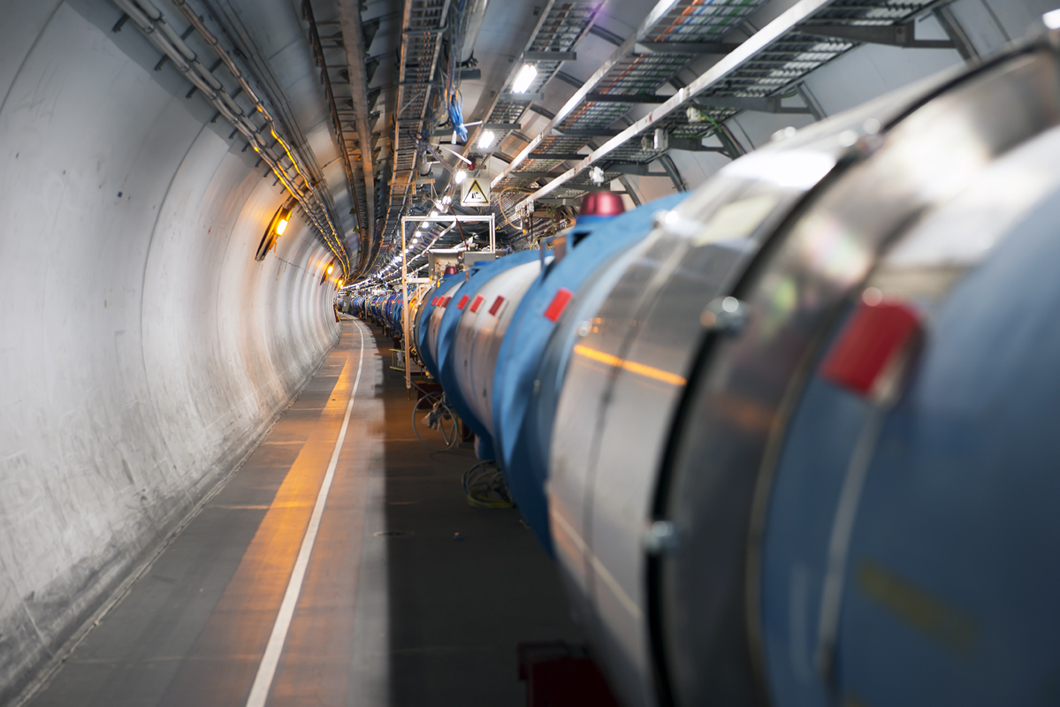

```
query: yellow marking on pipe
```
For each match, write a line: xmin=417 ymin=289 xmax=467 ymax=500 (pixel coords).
xmin=269 ymin=126 xmax=350 ymax=277
xmin=573 ymin=344 xmax=687 ymax=387
xmin=856 ymin=560 xmax=978 ymax=655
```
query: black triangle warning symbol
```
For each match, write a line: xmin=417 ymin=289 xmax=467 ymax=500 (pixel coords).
xmin=463 ymin=179 xmax=489 ymax=206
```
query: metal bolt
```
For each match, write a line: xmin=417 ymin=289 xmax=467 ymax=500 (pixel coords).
xmin=700 ymin=296 xmax=749 ymax=334
xmin=643 ymin=520 xmax=680 ymax=555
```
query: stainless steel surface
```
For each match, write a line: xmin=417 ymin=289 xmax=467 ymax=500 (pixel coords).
xmin=547 ymin=155 xmax=836 ymax=707
xmin=412 ymin=284 xmax=440 ymax=359
xmin=427 ymin=281 xmax=463 ymax=367
xmin=660 ymin=45 xmax=1060 ymax=707
xmin=450 ymin=261 xmax=544 ymax=435
xmin=546 ymin=43 xmax=1060 ymax=707
xmin=401 ymin=215 xmax=497 ymax=387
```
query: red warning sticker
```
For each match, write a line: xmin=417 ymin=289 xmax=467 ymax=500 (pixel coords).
xmin=543 ymin=288 xmax=574 ymax=322
xmin=489 ymin=296 xmax=505 ymax=316
xmin=820 ymin=300 xmax=921 ymax=396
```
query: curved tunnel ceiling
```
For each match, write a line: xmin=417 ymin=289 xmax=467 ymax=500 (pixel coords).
xmin=1 ymin=0 xmax=1055 ymax=701
xmin=80 ymin=0 xmax=1024 ymax=290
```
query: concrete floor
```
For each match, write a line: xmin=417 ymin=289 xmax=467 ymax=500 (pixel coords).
xmin=24 ymin=319 xmax=581 ymax=707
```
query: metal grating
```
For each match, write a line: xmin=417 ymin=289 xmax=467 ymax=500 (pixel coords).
xmin=368 ymin=0 xmax=957 ymax=275
xmin=478 ymin=2 xmax=600 ymax=149
xmin=369 ymin=0 xmax=450 ymax=276
xmin=495 ymin=0 xmax=769 ymax=193
xmin=365 ymin=0 xmax=602 ymax=280
xmin=501 ymin=0 xmax=952 ymax=222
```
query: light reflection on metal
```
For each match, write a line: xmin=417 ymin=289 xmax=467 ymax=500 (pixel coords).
xmin=573 ymin=344 xmax=687 ymax=387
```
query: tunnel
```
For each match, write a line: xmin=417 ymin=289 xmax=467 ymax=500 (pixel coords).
xmin=3 ymin=1 xmax=1060 ymax=706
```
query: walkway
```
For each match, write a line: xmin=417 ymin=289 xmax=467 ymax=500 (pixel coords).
xmin=25 ymin=319 xmax=579 ymax=707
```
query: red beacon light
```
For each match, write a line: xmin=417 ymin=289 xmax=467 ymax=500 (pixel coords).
xmin=562 ymin=192 xmax=627 ymax=253
xmin=578 ymin=191 xmax=626 ymax=218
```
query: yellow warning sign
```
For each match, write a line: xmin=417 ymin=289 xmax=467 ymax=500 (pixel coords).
xmin=460 ymin=178 xmax=490 ymax=207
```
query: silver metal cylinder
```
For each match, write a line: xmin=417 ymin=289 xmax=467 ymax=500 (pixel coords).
xmin=450 ymin=261 xmax=543 ymax=435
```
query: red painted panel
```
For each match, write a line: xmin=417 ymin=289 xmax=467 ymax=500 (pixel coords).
xmin=543 ymin=288 xmax=574 ymax=323
xmin=820 ymin=299 xmax=921 ymax=396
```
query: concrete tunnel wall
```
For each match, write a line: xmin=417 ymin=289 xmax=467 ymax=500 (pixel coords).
xmin=0 ymin=2 xmax=344 ymax=698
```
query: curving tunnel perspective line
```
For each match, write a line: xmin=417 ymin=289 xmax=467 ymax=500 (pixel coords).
xmin=0 ymin=4 xmax=343 ymax=699
xmin=357 ymin=37 xmax=1060 ymax=707
xmin=9 ymin=1 xmax=1060 ymax=706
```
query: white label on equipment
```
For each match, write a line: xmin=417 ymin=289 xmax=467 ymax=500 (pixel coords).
xmin=461 ymin=178 xmax=490 ymax=207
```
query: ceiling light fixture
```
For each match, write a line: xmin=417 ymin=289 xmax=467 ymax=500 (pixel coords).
xmin=512 ymin=63 xmax=537 ymax=94
xmin=455 ymin=170 xmax=467 ymax=184
xmin=478 ymin=130 xmax=495 ymax=150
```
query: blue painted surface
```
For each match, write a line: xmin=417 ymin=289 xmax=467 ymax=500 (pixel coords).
xmin=759 ymin=313 xmax=871 ymax=707
xmin=491 ymin=193 xmax=689 ymax=553
xmin=838 ymin=196 xmax=1060 ymax=706
xmin=762 ymin=190 xmax=1060 ymax=707
xmin=434 ymin=250 xmax=541 ymax=460
xmin=417 ymin=273 xmax=462 ymax=380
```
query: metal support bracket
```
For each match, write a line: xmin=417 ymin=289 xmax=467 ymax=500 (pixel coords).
xmin=535 ymin=197 xmax=585 ymax=207
xmin=795 ymin=22 xmax=955 ymax=49
xmin=554 ymin=71 xmax=582 ymax=87
xmin=586 ymin=92 xmax=668 ymax=104
xmin=696 ymin=95 xmax=812 ymax=114
xmin=607 ymin=163 xmax=669 ymax=176
xmin=525 ymin=50 xmax=577 ymax=61
xmin=588 ymin=24 xmax=623 ymax=46
xmin=501 ymin=92 xmax=544 ymax=101
xmin=667 ymin=137 xmax=729 ymax=152
xmin=633 ymin=41 xmax=740 ymax=54
xmin=552 ymin=128 xmax=622 ymax=138
xmin=529 ymin=152 xmax=590 ymax=161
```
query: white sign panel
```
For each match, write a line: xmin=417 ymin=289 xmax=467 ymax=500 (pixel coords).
xmin=460 ymin=177 xmax=491 ymax=207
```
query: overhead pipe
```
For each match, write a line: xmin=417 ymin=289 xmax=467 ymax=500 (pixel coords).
xmin=111 ymin=0 xmax=353 ymax=277
xmin=459 ymin=0 xmax=491 ymax=63
xmin=336 ymin=0 xmax=378 ymax=271
xmin=303 ymin=0 xmax=367 ymax=272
